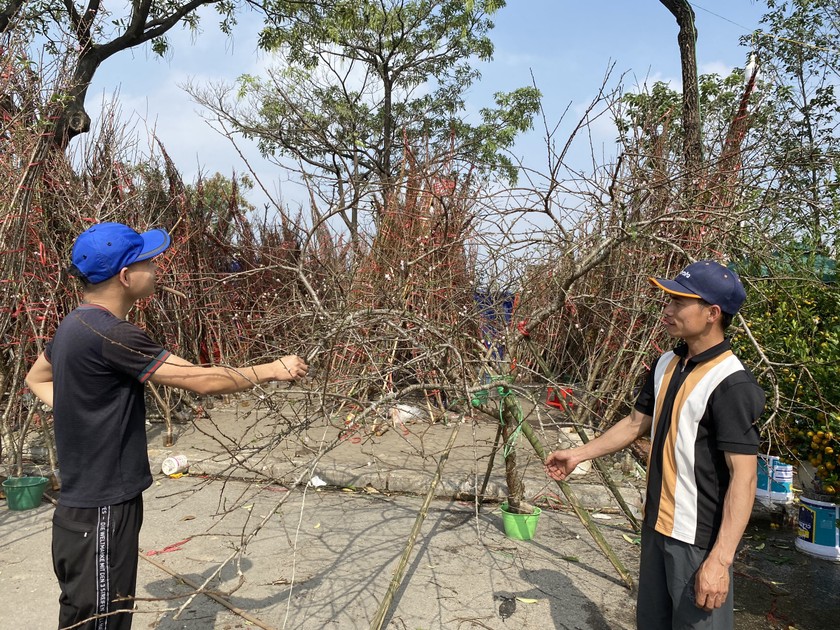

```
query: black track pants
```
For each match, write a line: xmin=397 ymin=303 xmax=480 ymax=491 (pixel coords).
xmin=52 ymin=495 xmax=143 ymax=630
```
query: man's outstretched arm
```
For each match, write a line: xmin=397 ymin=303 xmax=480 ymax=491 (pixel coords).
xmin=545 ymin=408 xmax=652 ymax=480
xmin=149 ymin=353 xmax=308 ymax=395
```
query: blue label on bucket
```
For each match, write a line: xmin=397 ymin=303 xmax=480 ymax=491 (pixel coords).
xmin=757 ymin=456 xmax=793 ymax=502
xmin=798 ymin=505 xmax=817 ymax=543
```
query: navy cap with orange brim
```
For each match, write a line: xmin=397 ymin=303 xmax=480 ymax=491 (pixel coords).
xmin=649 ymin=260 xmax=746 ymax=315
xmin=648 ymin=276 xmax=702 ymax=300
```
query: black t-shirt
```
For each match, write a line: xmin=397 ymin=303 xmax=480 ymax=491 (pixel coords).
xmin=45 ymin=305 xmax=170 ymax=508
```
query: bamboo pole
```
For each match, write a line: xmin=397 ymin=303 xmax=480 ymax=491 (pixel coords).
xmin=570 ymin=424 xmax=641 ymax=533
xmin=517 ymin=418 xmax=635 ymax=589
xmin=523 ymin=337 xmax=641 ymax=532
xmin=477 ymin=420 xmax=503 ymax=512
xmin=369 ymin=422 xmax=461 ymax=630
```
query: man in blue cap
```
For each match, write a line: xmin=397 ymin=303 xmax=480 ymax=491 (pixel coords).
xmin=545 ymin=260 xmax=765 ymax=629
xmin=25 ymin=222 xmax=308 ymax=630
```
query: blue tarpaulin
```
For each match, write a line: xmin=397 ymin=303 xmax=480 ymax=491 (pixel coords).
xmin=473 ymin=291 xmax=515 ymax=369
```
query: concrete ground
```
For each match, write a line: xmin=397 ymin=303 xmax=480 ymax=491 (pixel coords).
xmin=1 ymin=478 xmax=639 ymax=630
xmin=2 ymin=394 xmax=838 ymax=629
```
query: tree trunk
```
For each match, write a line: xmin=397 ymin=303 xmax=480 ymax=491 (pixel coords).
xmin=381 ymin=72 xmax=393 ymax=181
xmin=501 ymin=392 xmax=526 ymax=512
xmin=52 ymin=52 xmax=102 ymax=148
xmin=659 ymin=0 xmax=703 ymax=173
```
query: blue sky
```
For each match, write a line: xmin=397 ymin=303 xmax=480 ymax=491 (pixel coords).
xmin=85 ymin=1 xmax=766 ymax=209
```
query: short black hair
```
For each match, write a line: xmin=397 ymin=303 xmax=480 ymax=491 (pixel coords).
xmin=66 ymin=264 xmax=93 ymax=290
xmin=698 ymin=299 xmax=734 ymax=331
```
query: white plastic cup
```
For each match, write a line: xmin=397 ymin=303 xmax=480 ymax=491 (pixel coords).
xmin=161 ymin=455 xmax=189 ymax=476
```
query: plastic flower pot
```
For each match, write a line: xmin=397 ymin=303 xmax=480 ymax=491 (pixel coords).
xmin=3 ymin=476 xmax=49 ymax=511
xmin=500 ymin=502 xmax=542 ymax=541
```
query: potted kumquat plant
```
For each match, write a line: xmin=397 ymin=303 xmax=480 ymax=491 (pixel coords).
xmin=786 ymin=413 xmax=840 ymax=501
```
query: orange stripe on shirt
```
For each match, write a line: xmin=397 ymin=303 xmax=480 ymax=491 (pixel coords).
xmin=646 ymin=355 xmax=680 ymax=516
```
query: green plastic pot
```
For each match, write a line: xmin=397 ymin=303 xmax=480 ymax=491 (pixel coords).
xmin=500 ymin=502 xmax=542 ymax=540
xmin=3 ymin=476 xmax=49 ymax=511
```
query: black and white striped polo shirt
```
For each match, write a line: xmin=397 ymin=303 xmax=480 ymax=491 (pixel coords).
xmin=635 ymin=340 xmax=764 ymax=548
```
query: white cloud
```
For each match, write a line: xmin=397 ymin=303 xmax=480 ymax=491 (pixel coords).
xmin=700 ymin=60 xmax=736 ymax=77
xmin=492 ymin=49 xmax=545 ymax=68
xmin=623 ymin=69 xmax=682 ymax=93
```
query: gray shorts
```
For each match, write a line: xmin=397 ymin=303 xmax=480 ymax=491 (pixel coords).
xmin=636 ymin=524 xmax=734 ymax=629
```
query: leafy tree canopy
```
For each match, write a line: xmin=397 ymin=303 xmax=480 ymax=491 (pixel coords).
xmin=1 ymin=0 xmax=239 ymax=145
xmin=219 ymin=0 xmax=538 ymax=189
xmin=748 ymin=0 xmax=840 ymax=251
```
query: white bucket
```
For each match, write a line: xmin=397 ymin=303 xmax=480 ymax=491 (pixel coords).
xmin=755 ymin=454 xmax=793 ymax=503
xmin=161 ymin=454 xmax=189 ymax=476
xmin=795 ymin=495 xmax=840 ymax=561
xmin=558 ymin=428 xmax=592 ymax=476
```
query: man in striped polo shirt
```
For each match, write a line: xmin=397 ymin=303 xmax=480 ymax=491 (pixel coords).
xmin=546 ymin=260 xmax=765 ymax=629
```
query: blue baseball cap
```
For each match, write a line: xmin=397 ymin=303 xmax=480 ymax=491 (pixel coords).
xmin=649 ymin=260 xmax=746 ymax=315
xmin=70 ymin=222 xmax=171 ymax=284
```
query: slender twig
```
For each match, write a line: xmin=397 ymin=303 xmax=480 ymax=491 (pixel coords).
xmin=140 ymin=552 xmax=277 ymax=630
xmin=369 ymin=421 xmax=461 ymax=630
